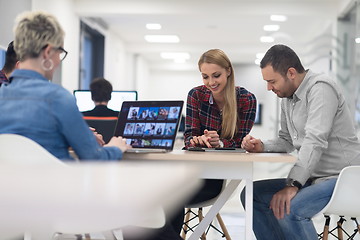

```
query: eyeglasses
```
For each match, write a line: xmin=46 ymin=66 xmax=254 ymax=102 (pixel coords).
xmin=56 ymin=47 xmax=68 ymax=61
xmin=41 ymin=45 xmax=68 ymax=61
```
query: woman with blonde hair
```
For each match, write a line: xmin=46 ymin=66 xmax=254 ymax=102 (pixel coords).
xmin=184 ymin=48 xmax=256 ymax=148
xmin=0 ymin=11 xmax=129 ymax=160
xmin=169 ymin=49 xmax=257 ymax=234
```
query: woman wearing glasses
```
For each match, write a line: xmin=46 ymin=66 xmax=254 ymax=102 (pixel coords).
xmin=0 ymin=11 xmax=130 ymax=160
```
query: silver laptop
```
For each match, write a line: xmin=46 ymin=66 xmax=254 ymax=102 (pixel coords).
xmin=114 ymin=100 xmax=184 ymax=153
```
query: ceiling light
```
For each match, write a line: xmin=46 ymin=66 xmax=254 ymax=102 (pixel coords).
xmin=146 ymin=23 xmax=161 ymax=30
xmin=160 ymin=52 xmax=190 ymax=60
xmin=255 ymin=59 xmax=261 ymax=65
xmin=260 ymin=36 xmax=274 ymax=43
xmin=355 ymin=38 xmax=360 ymax=43
xmin=145 ymin=35 xmax=180 ymax=43
xmin=263 ymin=25 xmax=280 ymax=31
xmin=270 ymin=15 xmax=287 ymax=22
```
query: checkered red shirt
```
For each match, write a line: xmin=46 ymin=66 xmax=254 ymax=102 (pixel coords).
xmin=184 ymin=85 xmax=257 ymax=148
xmin=0 ymin=70 xmax=8 ymax=86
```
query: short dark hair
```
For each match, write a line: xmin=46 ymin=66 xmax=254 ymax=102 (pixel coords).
xmin=260 ymin=44 xmax=305 ymax=76
xmin=2 ymin=41 xmax=18 ymax=74
xmin=90 ymin=77 xmax=113 ymax=102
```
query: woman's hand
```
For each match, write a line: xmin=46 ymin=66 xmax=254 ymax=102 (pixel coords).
xmin=106 ymin=136 xmax=132 ymax=153
xmin=204 ymin=129 xmax=220 ymax=147
xmin=190 ymin=135 xmax=212 ymax=148
xmin=89 ymin=127 xmax=105 ymax=146
xmin=190 ymin=129 xmax=220 ymax=148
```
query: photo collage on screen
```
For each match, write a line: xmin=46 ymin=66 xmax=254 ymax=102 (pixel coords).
xmin=123 ymin=106 xmax=181 ymax=148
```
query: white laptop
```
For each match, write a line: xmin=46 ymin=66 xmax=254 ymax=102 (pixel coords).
xmin=114 ymin=100 xmax=184 ymax=153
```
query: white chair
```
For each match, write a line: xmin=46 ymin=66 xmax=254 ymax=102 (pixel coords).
xmin=0 ymin=133 xmax=65 ymax=165
xmin=0 ymin=134 xmax=202 ymax=240
xmin=181 ymin=180 xmax=232 ymax=240
xmin=318 ymin=166 xmax=360 ymax=240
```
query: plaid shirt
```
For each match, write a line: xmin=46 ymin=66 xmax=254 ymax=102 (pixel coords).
xmin=0 ymin=70 xmax=8 ymax=87
xmin=184 ymin=85 xmax=257 ymax=148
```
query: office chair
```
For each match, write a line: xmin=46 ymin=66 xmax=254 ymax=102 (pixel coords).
xmin=83 ymin=116 xmax=118 ymax=143
xmin=0 ymin=133 xmax=65 ymax=165
xmin=317 ymin=166 xmax=360 ymax=240
xmin=0 ymin=134 xmax=65 ymax=239
xmin=181 ymin=180 xmax=232 ymax=240
xmin=0 ymin=134 xmax=200 ymax=240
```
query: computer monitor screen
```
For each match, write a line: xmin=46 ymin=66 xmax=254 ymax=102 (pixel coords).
xmin=73 ymin=90 xmax=138 ymax=112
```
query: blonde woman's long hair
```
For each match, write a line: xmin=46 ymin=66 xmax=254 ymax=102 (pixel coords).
xmin=198 ymin=49 xmax=237 ymax=139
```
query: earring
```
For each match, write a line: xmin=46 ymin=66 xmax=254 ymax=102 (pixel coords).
xmin=41 ymin=58 xmax=54 ymax=71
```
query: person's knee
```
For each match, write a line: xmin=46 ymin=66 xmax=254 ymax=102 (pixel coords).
xmin=282 ymin=209 xmax=310 ymax=222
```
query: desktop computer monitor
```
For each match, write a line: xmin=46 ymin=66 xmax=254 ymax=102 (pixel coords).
xmin=73 ymin=90 xmax=138 ymax=112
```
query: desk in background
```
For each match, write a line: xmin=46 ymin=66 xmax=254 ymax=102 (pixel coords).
xmin=123 ymin=150 xmax=295 ymax=240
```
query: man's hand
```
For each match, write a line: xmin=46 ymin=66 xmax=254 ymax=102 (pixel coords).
xmin=241 ymin=134 xmax=264 ymax=152
xmin=269 ymin=186 xmax=299 ymax=219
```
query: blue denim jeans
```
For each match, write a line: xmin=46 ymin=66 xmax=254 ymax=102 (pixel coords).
xmin=240 ymin=178 xmax=337 ymax=240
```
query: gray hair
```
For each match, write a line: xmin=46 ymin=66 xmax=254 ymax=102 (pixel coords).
xmin=13 ymin=11 xmax=65 ymax=61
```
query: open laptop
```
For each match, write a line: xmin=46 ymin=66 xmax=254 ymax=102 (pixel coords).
xmin=114 ymin=100 xmax=184 ymax=153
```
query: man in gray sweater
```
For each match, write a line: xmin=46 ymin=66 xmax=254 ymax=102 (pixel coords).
xmin=240 ymin=44 xmax=360 ymax=240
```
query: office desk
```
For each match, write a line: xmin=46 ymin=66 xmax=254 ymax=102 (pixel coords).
xmin=123 ymin=150 xmax=295 ymax=240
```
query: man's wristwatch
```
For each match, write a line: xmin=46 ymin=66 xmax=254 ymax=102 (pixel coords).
xmin=286 ymin=179 xmax=302 ymax=189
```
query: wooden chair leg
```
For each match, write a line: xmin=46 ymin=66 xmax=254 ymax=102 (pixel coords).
xmin=351 ymin=218 xmax=360 ymax=237
xmin=198 ymin=208 xmax=206 ymax=240
xmin=337 ymin=217 xmax=345 ymax=240
xmin=182 ymin=208 xmax=191 ymax=240
xmin=216 ymin=213 xmax=231 ymax=240
xmin=323 ymin=215 xmax=331 ymax=240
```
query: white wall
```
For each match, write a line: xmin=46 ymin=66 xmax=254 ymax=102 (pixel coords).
xmin=30 ymin=0 xmax=134 ymax=94
xmin=233 ymin=64 xmax=279 ymax=140
xmin=31 ymin=0 xmax=80 ymax=92
xmin=134 ymin=55 xmax=150 ymax=100
xmin=0 ymin=0 xmax=31 ymax=48
xmin=104 ymin=30 xmax=129 ymax=91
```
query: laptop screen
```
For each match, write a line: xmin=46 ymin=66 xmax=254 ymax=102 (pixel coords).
xmin=114 ymin=101 xmax=184 ymax=150
xmin=73 ymin=90 xmax=138 ymax=112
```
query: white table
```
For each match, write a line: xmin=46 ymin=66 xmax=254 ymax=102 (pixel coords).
xmin=0 ymin=162 xmax=202 ymax=239
xmin=123 ymin=150 xmax=295 ymax=240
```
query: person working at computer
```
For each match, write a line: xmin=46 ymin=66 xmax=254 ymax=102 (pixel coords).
xmin=0 ymin=41 xmax=18 ymax=86
xmin=82 ymin=77 xmax=119 ymax=117
xmin=0 ymin=11 xmax=129 ymax=161
xmin=169 ymin=49 xmax=257 ymax=234
xmin=240 ymin=44 xmax=360 ymax=240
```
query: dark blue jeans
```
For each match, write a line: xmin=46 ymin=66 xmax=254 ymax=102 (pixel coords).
xmin=240 ymin=178 xmax=337 ymax=240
